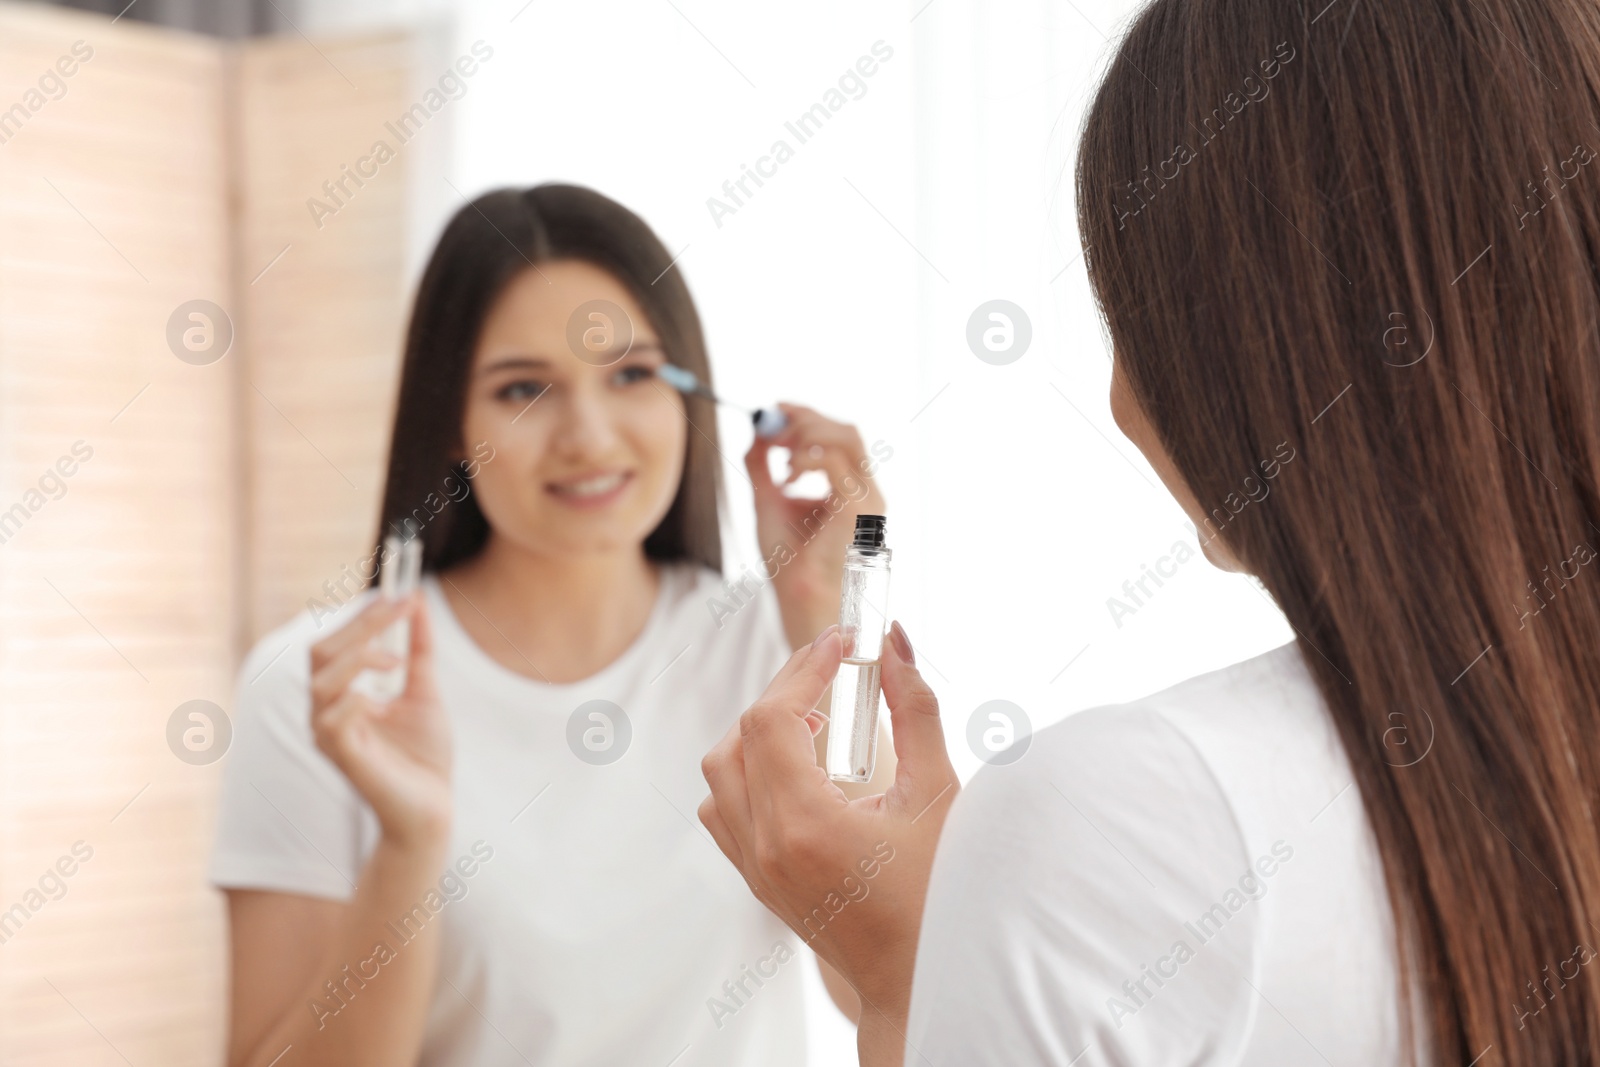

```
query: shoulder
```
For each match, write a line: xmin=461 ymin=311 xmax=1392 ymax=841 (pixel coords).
xmin=961 ymin=644 xmax=1316 ymax=816
xmin=981 ymin=643 xmax=1326 ymax=797
xmin=954 ymin=643 xmax=1332 ymax=876
xmin=943 ymin=695 xmax=1253 ymax=913
xmin=212 ymin=595 xmax=378 ymax=897
xmin=910 ymin=645 xmax=1326 ymax=1059
xmin=1127 ymin=640 xmax=1323 ymax=735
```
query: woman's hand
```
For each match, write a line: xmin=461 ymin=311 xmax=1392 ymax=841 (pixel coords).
xmin=309 ymin=594 xmax=453 ymax=851
xmin=746 ymin=404 xmax=887 ymax=649
xmin=698 ymin=621 xmax=958 ymax=1063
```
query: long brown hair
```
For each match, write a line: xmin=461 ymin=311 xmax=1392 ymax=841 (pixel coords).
xmin=1080 ymin=0 xmax=1600 ymax=1058
xmin=374 ymin=184 xmax=723 ymax=576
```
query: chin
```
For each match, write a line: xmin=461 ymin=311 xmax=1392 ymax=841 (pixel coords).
xmin=534 ymin=513 xmax=665 ymax=556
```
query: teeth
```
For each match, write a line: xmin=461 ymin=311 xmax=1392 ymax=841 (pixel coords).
xmin=555 ymin=472 xmax=626 ymax=497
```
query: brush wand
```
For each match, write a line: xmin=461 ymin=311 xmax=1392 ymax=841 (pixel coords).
xmin=657 ymin=364 xmax=789 ymax=437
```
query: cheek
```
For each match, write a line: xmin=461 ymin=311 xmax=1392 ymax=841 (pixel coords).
xmin=458 ymin=396 xmax=499 ymax=460
xmin=1109 ymin=365 xmax=1136 ymax=437
xmin=634 ymin=397 xmax=689 ymax=485
xmin=1199 ymin=535 xmax=1244 ymax=574
xmin=464 ymin=450 xmax=529 ymax=530
xmin=1110 ymin=374 xmax=1156 ymax=454
xmin=459 ymin=405 xmax=546 ymax=519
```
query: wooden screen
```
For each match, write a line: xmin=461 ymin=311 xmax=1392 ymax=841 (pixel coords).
xmin=0 ymin=5 xmax=414 ymax=1063
xmin=235 ymin=30 xmax=412 ymax=644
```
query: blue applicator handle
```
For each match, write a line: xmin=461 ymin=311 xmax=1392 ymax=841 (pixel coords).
xmin=751 ymin=407 xmax=789 ymax=437
xmin=657 ymin=364 xmax=788 ymax=438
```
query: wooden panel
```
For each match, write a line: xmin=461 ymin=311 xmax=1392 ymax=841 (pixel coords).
xmin=0 ymin=4 xmax=232 ymax=1064
xmin=0 ymin=7 xmax=416 ymax=1063
xmin=236 ymin=32 xmax=413 ymax=643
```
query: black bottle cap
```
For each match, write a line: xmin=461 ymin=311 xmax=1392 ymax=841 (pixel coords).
xmin=851 ymin=514 xmax=887 ymax=550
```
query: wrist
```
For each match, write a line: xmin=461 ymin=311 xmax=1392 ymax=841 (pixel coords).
xmin=855 ymin=979 xmax=911 ymax=1029
xmin=844 ymin=935 xmax=916 ymax=1033
xmin=379 ymin=805 xmax=453 ymax=860
xmin=856 ymin=1006 xmax=910 ymax=1067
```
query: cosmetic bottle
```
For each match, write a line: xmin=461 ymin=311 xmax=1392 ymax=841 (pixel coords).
xmin=825 ymin=514 xmax=891 ymax=782
xmin=357 ymin=526 xmax=423 ymax=703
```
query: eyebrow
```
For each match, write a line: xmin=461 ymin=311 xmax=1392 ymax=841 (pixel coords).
xmin=479 ymin=341 xmax=664 ymax=376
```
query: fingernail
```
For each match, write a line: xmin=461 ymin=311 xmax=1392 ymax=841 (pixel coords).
xmin=812 ymin=624 xmax=839 ymax=650
xmin=889 ymin=620 xmax=914 ymax=665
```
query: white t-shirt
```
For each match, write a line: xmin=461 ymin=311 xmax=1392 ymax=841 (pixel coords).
xmin=211 ymin=562 xmax=807 ymax=1067
xmin=905 ymin=643 xmax=1406 ymax=1065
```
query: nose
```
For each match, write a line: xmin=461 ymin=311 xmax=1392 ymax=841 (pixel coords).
xmin=549 ymin=376 xmax=622 ymax=460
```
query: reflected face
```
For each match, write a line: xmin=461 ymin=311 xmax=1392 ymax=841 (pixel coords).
xmin=459 ymin=259 xmax=688 ymax=559
xmin=1110 ymin=358 xmax=1242 ymax=572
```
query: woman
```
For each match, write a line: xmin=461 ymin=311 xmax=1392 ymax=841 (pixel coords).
xmin=210 ymin=184 xmax=890 ymax=1066
xmin=700 ymin=0 xmax=1600 ymax=1062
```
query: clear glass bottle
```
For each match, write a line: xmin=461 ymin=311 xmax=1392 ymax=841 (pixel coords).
xmin=356 ymin=525 xmax=423 ymax=703
xmin=826 ymin=514 xmax=891 ymax=782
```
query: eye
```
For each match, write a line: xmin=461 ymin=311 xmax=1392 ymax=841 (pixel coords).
xmin=613 ymin=365 xmax=657 ymax=386
xmin=495 ymin=379 xmax=548 ymax=402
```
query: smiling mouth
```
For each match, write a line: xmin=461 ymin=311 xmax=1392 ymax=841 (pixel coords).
xmin=546 ymin=470 xmax=634 ymax=504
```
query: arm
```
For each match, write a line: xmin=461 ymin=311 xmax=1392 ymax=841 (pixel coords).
xmin=745 ymin=404 xmax=894 ymax=1025
xmin=700 ymin=624 xmax=957 ymax=1067
xmin=223 ymin=594 xmax=454 ymax=1067
xmin=811 ymin=719 xmax=895 ymax=1023
xmin=225 ymin=837 xmax=448 ymax=1066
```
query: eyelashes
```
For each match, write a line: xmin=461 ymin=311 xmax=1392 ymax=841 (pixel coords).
xmin=495 ymin=380 xmax=548 ymax=402
xmin=493 ymin=366 xmax=659 ymax=404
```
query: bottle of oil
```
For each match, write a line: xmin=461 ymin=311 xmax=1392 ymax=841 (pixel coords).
xmin=356 ymin=523 xmax=423 ymax=703
xmin=825 ymin=514 xmax=891 ymax=782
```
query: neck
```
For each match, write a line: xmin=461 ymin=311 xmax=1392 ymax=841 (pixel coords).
xmin=438 ymin=536 xmax=665 ymax=683
xmin=468 ymin=535 xmax=657 ymax=606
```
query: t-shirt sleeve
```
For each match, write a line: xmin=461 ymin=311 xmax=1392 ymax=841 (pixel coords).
xmin=208 ymin=621 xmax=370 ymax=900
xmin=903 ymin=706 xmax=1261 ymax=1066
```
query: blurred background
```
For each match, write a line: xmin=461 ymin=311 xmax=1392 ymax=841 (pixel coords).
xmin=0 ymin=0 xmax=1291 ymax=1061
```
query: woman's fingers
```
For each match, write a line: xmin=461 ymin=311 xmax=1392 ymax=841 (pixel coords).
xmin=742 ymin=628 xmax=847 ymax=824
xmin=775 ymin=422 xmax=861 ymax=456
xmin=766 ymin=404 xmax=877 ymax=496
xmin=744 ymin=436 xmax=777 ymax=495
xmin=783 ymin=445 xmax=871 ymax=498
xmin=771 ymin=402 xmax=832 ymax=434
xmin=703 ymin=630 xmax=842 ymax=875
xmin=758 ymin=623 xmax=839 ymax=692
xmin=777 ymin=425 xmax=863 ymax=471
xmin=404 ymin=593 xmax=438 ymax=699
xmin=878 ymin=621 xmax=959 ymax=819
xmin=311 ymin=594 xmax=409 ymax=670
xmin=311 ymin=685 xmax=379 ymax=762
xmin=701 ymin=718 xmax=754 ymax=854
xmin=698 ymin=792 xmax=745 ymax=870
xmin=310 ymin=639 xmax=403 ymax=710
